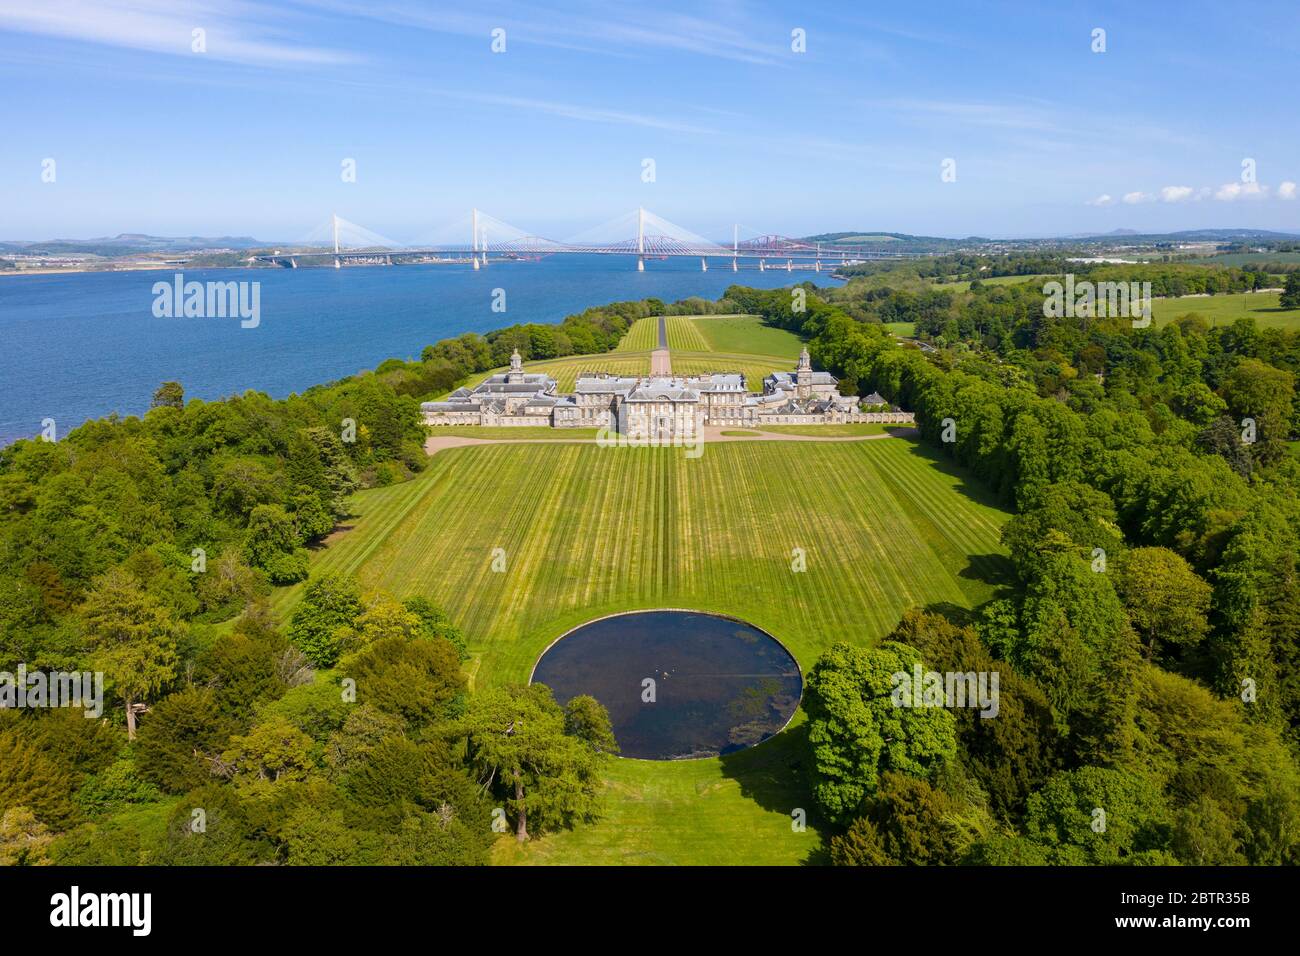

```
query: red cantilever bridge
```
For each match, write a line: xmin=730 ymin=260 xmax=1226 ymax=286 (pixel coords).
xmin=250 ymin=208 xmax=919 ymax=272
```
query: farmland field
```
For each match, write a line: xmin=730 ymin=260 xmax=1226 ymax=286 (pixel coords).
xmin=615 ymin=317 xmax=660 ymax=351
xmin=470 ymin=352 xmax=651 ymax=391
xmin=1196 ymin=252 xmax=1300 ymax=267
xmin=425 ymin=426 xmax=602 ymax=440
xmin=663 ymin=315 xmax=711 ymax=351
xmin=934 ymin=273 xmax=1055 ymax=290
xmin=756 ymin=422 xmax=897 ymax=437
xmin=273 ymin=436 xmax=1010 ymax=864
xmin=668 ymin=351 xmax=790 ymax=384
xmin=687 ymin=314 xmax=803 ymax=358
xmin=1153 ymin=290 xmax=1299 ymax=329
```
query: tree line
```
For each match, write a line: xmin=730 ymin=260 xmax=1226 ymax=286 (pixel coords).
xmin=726 ymin=281 xmax=1300 ymax=865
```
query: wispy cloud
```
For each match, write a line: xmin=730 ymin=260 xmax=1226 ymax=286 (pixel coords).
xmin=0 ymin=0 xmax=358 ymax=67
xmin=453 ymin=90 xmax=719 ymax=134
xmin=294 ymin=1 xmax=785 ymax=65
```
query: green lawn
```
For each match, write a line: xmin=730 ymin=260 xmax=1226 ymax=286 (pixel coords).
xmin=492 ymin=721 xmax=827 ymax=865
xmin=1196 ymin=252 xmax=1300 ymax=267
xmin=663 ymin=315 xmax=710 ymax=352
xmin=1153 ymin=291 xmax=1299 ymax=329
xmin=272 ymin=436 xmax=1010 ymax=864
xmin=616 ymin=317 xmax=660 ymax=352
xmin=883 ymin=321 xmax=916 ymax=337
xmin=934 ymin=273 xmax=1055 ymax=290
xmin=468 ymin=352 xmax=651 ymax=392
xmin=688 ymin=314 xmax=803 ymax=358
xmin=426 ymin=426 xmax=601 ymax=440
xmin=669 ymin=351 xmax=790 ymax=385
xmin=757 ymin=423 xmax=896 ymax=437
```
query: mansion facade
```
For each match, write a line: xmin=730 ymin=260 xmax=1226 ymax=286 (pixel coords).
xmin=421 ymin=347 xmax=913 ymax=436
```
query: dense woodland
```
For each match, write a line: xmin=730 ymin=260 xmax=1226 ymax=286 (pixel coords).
xmin=0 ymin=301 xmax=649 ymax=864
xmin=2 ymin=265 xmax=1299 ymax=865
xmin=728 ymin=279 xmax=1300 ymax=864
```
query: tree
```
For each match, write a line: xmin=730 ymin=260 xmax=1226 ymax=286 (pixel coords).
xmin=1000 ymin=481 xmax=1123 ymax=578
xmin=456 ymin=684 xmax=602 ymax=843
xmin=219 ymin=716 xmax=315 ymax=788
xmin=0 ymin=731 xmax=80 ymax=829
xmin=195 ymin=550 xmax=265 ymax=619
xmin=1220 ymin=357 xmax=1295 ymax=461
xmin=340 ymin=634 xmax=464 ymax=727
xmin=563 ymin=695 xmax=619 ymax=755
xmin=832 ymin=772 xmax=982 ymax=866
xmin=135 ymin=687 xmax=236 ymax=793
xmin=1025 ymin=766 xmax=1171 ymax=864
xmin=79 ymin=568 xmax=181 ymax=738
xmin=1114 ymin=547 xmax=1211 ymax=662
xmin=150 ymin=381 xmax=184 ymax=409
xmin=1171 ymin=795 xmax=1246 ymax=865
xmin=288 ymin=574 xmax=363 ymax=667
xmin=888 ymin=609 xmax=1057 ymax=821
xmin=243 ymin=504 xmax=309 ymax=585
xmin=803 ymin=641 xmax=958 ymax=824
xmin=829 ymin=816 xmax=893 ymax=866
xmin=154 ymin=785 xmax=266 ymax=865
xmin=403 ymin=596 xmax=468 ymax=659
xmin=1280 ymin=270 xmax=1300 ymax=310
xmin=0 ymin=807 xmax=53 ymax=866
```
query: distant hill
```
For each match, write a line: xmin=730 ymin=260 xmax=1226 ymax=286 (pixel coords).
xmin=0 ymin=234 xmax=272 ymax=257
xmin=800 ymin=231 xmax=983 ymax=254
xmin=800 ymin=227 xmax=1300 ymax=255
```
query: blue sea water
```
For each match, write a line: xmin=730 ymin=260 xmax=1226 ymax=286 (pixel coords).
xmin=0 ymin=255 xmax=826 ymax=445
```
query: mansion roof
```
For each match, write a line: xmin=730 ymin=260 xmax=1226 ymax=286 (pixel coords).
xmin=421 ymin=346 xmax=862 ymax=420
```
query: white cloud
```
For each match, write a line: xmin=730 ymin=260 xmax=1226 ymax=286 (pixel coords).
xmin=1160 ymin=185 xmax=1195 ymax=203
xmin=1215 ymin=181 xmax=1268 ymax=201
xmin=1086 ymin=194 xmax=1115 ymax=207
xmin=0 ymin=0 xmax=357 ymax=67
xmin=1280 ymin=181 xmax=1298 ymax=200
xmin=1123 ymin=191 xmax=1155 ymax=205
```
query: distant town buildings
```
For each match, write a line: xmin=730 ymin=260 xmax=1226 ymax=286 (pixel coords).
xmin=421 ymin=347 xmax=913 ymax=437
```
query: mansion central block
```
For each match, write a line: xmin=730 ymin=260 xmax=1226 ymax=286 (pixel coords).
xmin=421 ymin=347 xmax=913 ymax=438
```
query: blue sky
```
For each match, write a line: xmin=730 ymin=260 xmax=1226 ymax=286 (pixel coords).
xmin=1 ymin=0 xmax=1298 ymax=241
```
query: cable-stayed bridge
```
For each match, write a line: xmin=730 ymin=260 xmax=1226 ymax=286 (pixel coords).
xmin=251 ymin=209 xmax=918 ymax=272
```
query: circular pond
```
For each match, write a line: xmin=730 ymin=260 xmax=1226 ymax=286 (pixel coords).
xmin=531 ymin=610 xmax=802 ymax=760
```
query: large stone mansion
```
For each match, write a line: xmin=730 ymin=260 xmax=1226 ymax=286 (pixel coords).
xmin=421 ymin=347 xmax=913 ymax=436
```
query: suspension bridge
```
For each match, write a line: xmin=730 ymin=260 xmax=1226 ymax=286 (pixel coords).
xmin=250 ymin=209 xmax=917 ymax=272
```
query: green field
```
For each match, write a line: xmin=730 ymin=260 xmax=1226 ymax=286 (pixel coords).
xmin=756 ymin=423 xmax=897 ymax=437
xmin=663 ymin=315 xmax=710 ymax=351
xmin=469 ymin=352 xmax=651 ymax=392
xmin=426 ymin=426 xmax=602 ymax=440
xmin=883 ymin=321 xmax=916 ymax=337
xmin=669 ymin=351 xmax=790 ymax=385
xmin=616 ymin=318 xmax=660 ymax=352
xmin=687 ymin=314 xmax=803 ymax=358
xmin=1153 ymin=290 xmax=1299 ymax=329
xmin=1196 ymin=252 xmax=1300 ymax=267
xmin=934 ymin=273 xmax=1055 ymax=290
xmin=274 ymin=436 xmax=1010 ymax=864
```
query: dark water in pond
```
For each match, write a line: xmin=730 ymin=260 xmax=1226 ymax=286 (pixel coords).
xmin=532 ymin=610 xmax=801 ymax=760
